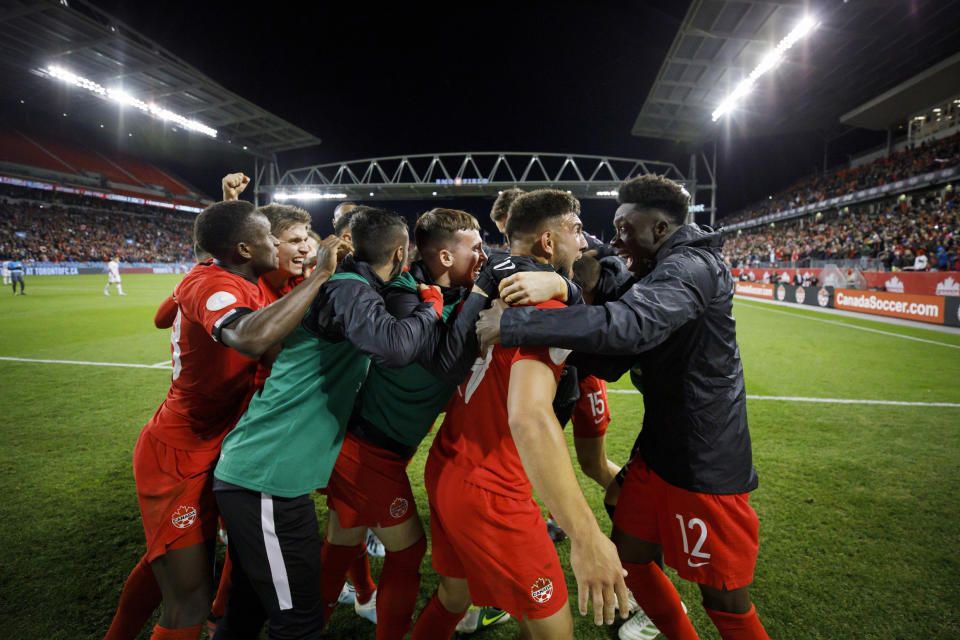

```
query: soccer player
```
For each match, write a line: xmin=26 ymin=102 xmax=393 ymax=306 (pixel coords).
xmin=211 ymin=208 xmax=443 ymax=639
xmin=104 ymin=257 xmax=126 ymax=296
xmin=319 ymin=207 xmax=490 ymax=639
xmin=8 ymin=258 xmax=24 ymax=294
xmin=411 ymin=189 xmax=629 ymax=640
xmin=1 ymin=259 xmax=9 ymax=285
xmin=479 ymin=174 xmax=771 ymax=640
xmin=110 ymin=200 xmax=344 ymax=640
xmin=489 ymin=188 xmax=525 ymax=239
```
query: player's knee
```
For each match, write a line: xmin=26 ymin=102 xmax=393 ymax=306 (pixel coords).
xmin=699 ymin=583 xmax=752 ymax=614
xmin=437 ymin=578 xmax=471 ymax=613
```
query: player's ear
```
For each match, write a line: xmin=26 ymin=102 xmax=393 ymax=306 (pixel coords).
xmin=539 ymin=230 xmax=554 ymax=259
xmin=439 ymin=248 xmax=454 ymax=267
xmin=236 ymin=241 xmax=253 ymax=260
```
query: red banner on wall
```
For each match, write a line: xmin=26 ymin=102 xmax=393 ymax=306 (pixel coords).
xmin=731 ymin=268 xmax=960 ymax=297
xmin=833 ymin=289 xmax=945 ymax=324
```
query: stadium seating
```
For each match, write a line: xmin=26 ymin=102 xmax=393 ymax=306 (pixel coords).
xmin=0 ymin=128 xmax=204 ymax=204
xmin=725 ymin=132 xmax=960 ymax=226
xmin=0 ymin=130 xmax=76 ymax=175
xmin=0 ymin=185 xmax=194 ymax=263
xmin=723 ymin=188 xmax=960 ymax=271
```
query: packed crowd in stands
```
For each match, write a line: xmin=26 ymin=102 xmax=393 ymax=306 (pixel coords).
xmin=0 ymin=186 xmax=195 ymax=263
xmin=722 ymin=188 xmax=960 ymax=271
xmin=724 ymin=131 xmax=960 ymax=225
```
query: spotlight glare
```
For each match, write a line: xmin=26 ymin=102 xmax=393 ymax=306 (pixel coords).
xmin=44 ymin=64 xmax=218 ymax=138
xmin=274 ymin=192 xmax=349 ymax=201
xmin=711 ymin=16 xmax=818 ymax=122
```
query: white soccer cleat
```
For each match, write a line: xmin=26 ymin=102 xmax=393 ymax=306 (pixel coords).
xmin=627 ymin=589 xmax=640 ymax=614
xmin=366 ymin=529 xmax=385 ymax=558
xmin=354 ymin=588 xmax=377 ymax=623
xmin=618 ymin=600 xmax=687 ymax=640
xmin=617 ymin=609 xmax=659 ymax=640
xmin=338 ymin=582 xmax=357 ymax=605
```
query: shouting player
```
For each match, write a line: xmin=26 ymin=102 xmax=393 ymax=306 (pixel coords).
xmin=109 ymin=200 xmax=343 ymax=640
xmin=479 ymin=174 xmax=770 ymax=640
xmin=319 ymin=207 xmax=490 ymax=639
xmin=211 ymin=208 xmax=442 ymax=639
xmin=411 ymin=189 xmax=629 ymax=640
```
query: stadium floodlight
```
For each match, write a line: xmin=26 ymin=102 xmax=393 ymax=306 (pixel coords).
xmin=273 ymin=192 xmax=349 ymax=201
xmin=711 ymin=15 xmax=818 ymax=122
xmin=44 ymin=65 xmax=218 ymax=138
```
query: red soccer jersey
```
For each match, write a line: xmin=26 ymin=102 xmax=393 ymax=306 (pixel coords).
xmin=431 ymin=299 xmax=568 ymax=500
xmin=144 ymin=261 xmax=263 ymax=450
xmin=252 ymin=274 xmax=299 ymax=388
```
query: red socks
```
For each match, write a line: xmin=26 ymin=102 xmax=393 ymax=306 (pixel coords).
xmin=103 ymin=554 xmax=162 ymax=640
xmin=209 ymin=549 xmax=233 ymax=619
xmin=706 ymin=603 xmax=770 ymax=640
xmin=148 ymin=624 xmax=202 ymax=640
xmin=350 ymin=542 xmax=377 ymax=605
xmin=410 ymin=592 xmax=466 ymax=640
xmin=622 ymin=561 xmax=699 ymax=640
xmin=376 ymin=536 xmax=427 ymax=640
xmin=321 ymin=542 xmax=366 ymax=621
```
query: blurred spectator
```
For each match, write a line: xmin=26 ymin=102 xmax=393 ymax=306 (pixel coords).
xmin=0 ymin=187 xmax=194 ymax=263
xmin=722 ymin=188 xmax=958 ymax=271
xmin=722 ymin=132 xmax=960 ymax=226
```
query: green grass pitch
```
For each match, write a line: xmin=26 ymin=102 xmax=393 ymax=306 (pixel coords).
xmin=0 ymin=274 xmax=958 ymax=639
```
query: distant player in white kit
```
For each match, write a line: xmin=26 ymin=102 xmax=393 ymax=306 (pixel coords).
xmin=104 ymin=257 xmax=126 ymax=296
xmin=1 ymin=260 xmax=9 ymax=285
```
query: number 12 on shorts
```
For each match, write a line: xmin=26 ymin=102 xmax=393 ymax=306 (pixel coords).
xmin=675 ymin=514 xmax=711 ymax=567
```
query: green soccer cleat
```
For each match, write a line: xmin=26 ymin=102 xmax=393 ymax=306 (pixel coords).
xmin=455 ymin=606 xmax=511 ymax=633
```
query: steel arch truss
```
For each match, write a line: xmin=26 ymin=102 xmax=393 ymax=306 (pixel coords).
xmin=272 ymin=152 xmax=689 ymax=200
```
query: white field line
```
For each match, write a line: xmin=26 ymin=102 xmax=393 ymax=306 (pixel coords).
xmin=3 ymin=356 xmax=957 ymax=408
xmin=0 ymin=356 xmax=172 ymax=369
xmin=608 ymin=388 xmax=960 ymax=407
xmin=734 ymin=297 xmax=960 ymax=349
xmin=150 ymin=359 xmax=172 ymax=366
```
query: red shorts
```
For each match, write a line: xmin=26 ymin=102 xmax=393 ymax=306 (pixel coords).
xmin=613 ymin=457 xmax=759 ymax=591
xmin=424 ymin=453 xmax=568 ymax=621
xmin=571 ymin=376 xmax=610 ymax=439
xmin=133 ymin=429 xmax=220 ymax=562
xmin=325 ymin=433 xmax=417 ymax=529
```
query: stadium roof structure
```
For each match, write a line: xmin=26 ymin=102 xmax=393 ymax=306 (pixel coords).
xmin=0 ymin=0 xmax=322 ymax=158
xmin=840 ymin=52 xmax=960 ymax=131
xmin=632 ymin=0 xmax=960 ymax=144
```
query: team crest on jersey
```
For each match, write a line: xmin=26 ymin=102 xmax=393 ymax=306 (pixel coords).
xmin=206 ymin=291 xmax=237 ymax=311
xmin=389 ymin=497 xmax=409 ymax=519
xmin=530 ymin=577 xmax=554 ymax=603
xmin=171 ymin=505 xmax=198 ymax=529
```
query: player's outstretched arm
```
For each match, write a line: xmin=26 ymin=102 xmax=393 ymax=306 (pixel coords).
xmin=501 ymin=256 xmax=717 ymax=355
xmin=507 ymin=358 xmax=629 ymax=626
xmin=219 ymin=236 xmax=343 ymax=358
xmin=418 ymin=290 xmax=488 ymax=383
xmin=339 ymin=284 xmax=442 ymax=368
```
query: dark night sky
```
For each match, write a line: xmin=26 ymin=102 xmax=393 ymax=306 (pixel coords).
xmin=29 ymin=0 xmax=907 ymax=235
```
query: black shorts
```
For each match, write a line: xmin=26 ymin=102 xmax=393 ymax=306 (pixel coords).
xmin=214 ymin=481 xmax=325 ymax=640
